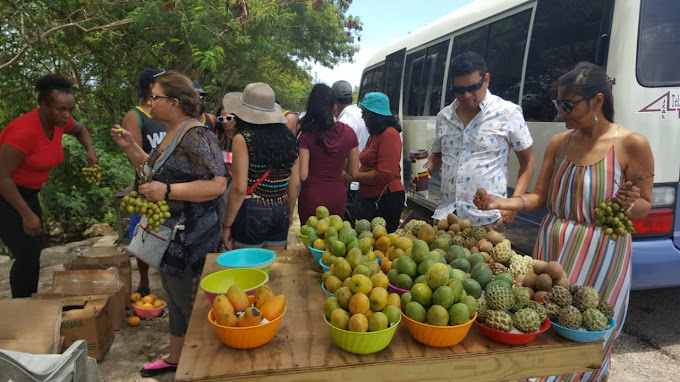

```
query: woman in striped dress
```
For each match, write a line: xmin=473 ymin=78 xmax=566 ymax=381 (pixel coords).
xmin=474 ymin=62 xmax=654 ymax=381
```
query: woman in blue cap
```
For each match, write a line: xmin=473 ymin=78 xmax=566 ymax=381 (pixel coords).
xmin=352 ymin=92 xmax=405 ymax=232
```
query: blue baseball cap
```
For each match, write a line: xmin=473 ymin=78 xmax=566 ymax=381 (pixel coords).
xmin=359 ymin=92 xmax=392 ymax=116
xmin=137 ymin=68 xmax=164 ymax=99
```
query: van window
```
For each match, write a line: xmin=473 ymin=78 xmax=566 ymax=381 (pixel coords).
xmin=523 ymin=0 xmax=606 ymax=122
xmin=359 ymin=66 xmax=385 ymax=102
xmin=637 ymin=0 xmax=680 ymax=86
xmin=444 ymin=9 xmax=531 ymax=106
xmin=404 ymin=40 xmax=449 ymax=116
xmin=384 ymin=49 xmax=406 ymax=115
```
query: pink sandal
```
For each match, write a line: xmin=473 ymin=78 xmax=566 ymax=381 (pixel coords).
xmin=140 ymin=359 xmax=177 ymax=377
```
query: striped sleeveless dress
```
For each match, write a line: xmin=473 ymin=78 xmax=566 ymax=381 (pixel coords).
xmin=533 ymin=129 xmax=631 ymax=382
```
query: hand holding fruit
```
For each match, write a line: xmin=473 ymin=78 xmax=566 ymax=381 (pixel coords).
xmin=110 ymin=124 xmax=133 ymax=148
xmin=613 ymin=181 xmax=639 ymax=210
xmin=138 ymin=180 xmax=166 ymax=202
xmin=473 ymin=187 xmax=499 ymax=210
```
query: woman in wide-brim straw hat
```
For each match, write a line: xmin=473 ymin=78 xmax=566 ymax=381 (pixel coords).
xmin=221 ymin=82 xmax=299 ymax=250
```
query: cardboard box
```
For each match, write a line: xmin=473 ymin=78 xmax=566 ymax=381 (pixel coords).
xmin=0 ymin=299 xmax=62 ymax=354
xmin=51 ymin=269 xmax=126 ymax=330
xmin=32 ymin=294 xmax=114 ymax=360
xmin=67 ymin=247 xmax=132 ymax=300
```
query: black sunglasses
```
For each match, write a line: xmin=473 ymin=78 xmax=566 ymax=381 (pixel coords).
xmin=217 ymin=115 xmax=235 ymax=123
xmin=149 ymin=94 xmax=175 ymax=102
xmin=451 ymin=75 xmax=486 ymax=94
xmin=552 ymin=97 xmax=592 ymax=113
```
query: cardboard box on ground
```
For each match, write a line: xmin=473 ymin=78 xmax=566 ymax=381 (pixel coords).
xmin=0 ymin=299 xmax=63 ymax=355
xmin=66 ymin=247 xmax=132 ymax=301
xmin=51 ymin=269 xmax=127 ymax=331
xmin=31 ymin=293 xmax=114 ymax=360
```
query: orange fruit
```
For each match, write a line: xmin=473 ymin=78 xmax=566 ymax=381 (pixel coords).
xmin=152 ymin=299 xmax=164 ymax=308
xmin=142 ymin=295 xmax=155 ymax=305
xmin=130 ymin=293 xmax=142 ymax=303
xmin=127 ymin=316 xmax=141 ymax=327
xmin=134 ymin=300 xmax=145 ymax=308
xmin=147 ymin=294 xmax=158 ymax=301
xmin=375 ymin=236 xmax=391 ymax=252
xmin=313 ymin=238 xmax=326 ymax=250
xmin=141 ymin=303 xmax=154 ymax=309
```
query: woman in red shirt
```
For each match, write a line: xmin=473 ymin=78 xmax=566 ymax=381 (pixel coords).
xmin=352 ymin=92 xmax=405 ymax=232
xmin=0 ymin=74 xmax=98 ymax=298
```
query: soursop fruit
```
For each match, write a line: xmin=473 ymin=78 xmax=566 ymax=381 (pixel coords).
xmin=476 ymin=297 xmax=488 ymax=323
xmin=551 ymin=285 xmax=574 ymax=308
xmin=485 ymin=309 xmax=513 ymax=332
xmin=513 ymin=308 xmax=541 ymax=333
xmin=545 ymin=303 xmax=561 ymax=320
xmin=597 ymin=301 xmax=614 ymax=321
xmin=370 ymin=217 xmax=386 ymax=229
xmin=490 ymin=262 xmax=509 ymax=276
xmin=573 ymin=286 xmax=600 ymax=311
xmin=355 ymin=219 xmax=371 ymax=235
xmin=492 ymin=242 xmax=513 ymax=265
xmin=485 ymin=284 xmax=515 ymax=311
xmin=582 ymin=308 xmax=608 ymax=331
xmin=528 ymin=301 xmax=548 ymax=323
xmin=558 ymin=305 xmax=583 ymax=329
xmin=510 ymin=286 xmax=531 ymax=312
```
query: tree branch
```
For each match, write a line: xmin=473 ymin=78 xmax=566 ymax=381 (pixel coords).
xmin=0 ymin=18 xmax=134 ymax=70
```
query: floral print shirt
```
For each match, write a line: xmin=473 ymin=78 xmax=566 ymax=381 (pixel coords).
xmin=431 ymin=91 xmax=533 ymax=225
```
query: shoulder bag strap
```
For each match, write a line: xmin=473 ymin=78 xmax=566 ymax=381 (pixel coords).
xmin=150 ymin=119 xmax=198 ymax=173
xmin=246 ymin=168 xmax=271 ymax=195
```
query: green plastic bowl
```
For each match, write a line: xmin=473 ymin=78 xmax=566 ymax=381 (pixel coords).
xmin=200 ymin=268 xmax=269 ymax=304
xmin=323 ymin=314 xmax=400 ymax=354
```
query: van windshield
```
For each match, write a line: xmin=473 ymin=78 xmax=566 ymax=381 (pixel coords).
xmin=637 ymin=0 xmax=680 ymax=86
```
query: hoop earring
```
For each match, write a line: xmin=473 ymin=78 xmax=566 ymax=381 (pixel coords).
xmin=594 ymin=114 xmax=598 ymax=122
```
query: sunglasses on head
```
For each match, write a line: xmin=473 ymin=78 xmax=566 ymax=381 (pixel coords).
xmin=217 ymin=115 xmax=235 ymax=123
xmin=552 ymin=97 xmax=592 ymax=113
xmin=451 ymin=75 xmax=486 ymax=94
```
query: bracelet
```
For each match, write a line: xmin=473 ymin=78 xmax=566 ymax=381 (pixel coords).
xmin=515 ymin=195 xmax=527 ymax=213
xmin=222 ymin=224 xmax=231 ymax=229
xmin=165 ymin=183 xmax=172 ymax=200
xmin=625 ymin=201 xmax=635 ymax=211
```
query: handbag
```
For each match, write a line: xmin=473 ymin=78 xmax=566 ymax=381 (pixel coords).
xmin=352 ymin=184 xmax=388 ymax=221
xmin=127 ymin=120 xmax=196 ymax=268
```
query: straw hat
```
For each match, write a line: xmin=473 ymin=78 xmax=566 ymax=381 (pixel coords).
xmin=223 ymin=82 xmax=287 ymax=124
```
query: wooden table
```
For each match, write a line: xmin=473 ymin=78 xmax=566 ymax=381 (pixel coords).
xmin=177 ymin=249 xmax=603 ymax=382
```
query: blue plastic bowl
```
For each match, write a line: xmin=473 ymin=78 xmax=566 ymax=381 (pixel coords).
xmin=321 ymin=282 xmax=334 ymax=298
xmin=550 ymin=318 xmax=616 ymax=342
xmin=216 ymin=248 xmax=276 ymax=274
xmin=319 ymin=258 xmax=330 ymax=272
xmin=308 ymin=244 xmax=324 ymax=262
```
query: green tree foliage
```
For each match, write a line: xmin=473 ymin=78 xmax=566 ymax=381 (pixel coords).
xmin=0 ymin=0 xmax=362 ymax=237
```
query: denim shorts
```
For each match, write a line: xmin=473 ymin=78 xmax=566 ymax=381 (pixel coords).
xmin=232 ymin=198 xmax=290 ymax=247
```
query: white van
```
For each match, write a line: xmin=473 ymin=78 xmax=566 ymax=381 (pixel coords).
xmin=358 ymin=0 xmax=680 ymax=289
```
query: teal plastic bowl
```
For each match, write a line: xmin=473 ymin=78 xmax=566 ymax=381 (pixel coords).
xmin=550 ymin=318 xmax=616 ymax=342
xmin=200 ymin=268 xmax=269 ymax=304
xmin=319 ymin=258 xmax=330 ymax=272
xmin=321 ymin=282 xmax=334 ymax=298
xmin=308 ymin=244 xmax=324 ymax=262
xmin=216 ymin=248 xmax=276 ymax=274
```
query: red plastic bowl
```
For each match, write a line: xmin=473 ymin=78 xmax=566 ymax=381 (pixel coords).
xmin=387 ymin=282 xmax=409 ymax=296
xmin=133 ymin=301 xmax=166 ymax=319
xmin=475 ymin=318 xmax=551 ymax=345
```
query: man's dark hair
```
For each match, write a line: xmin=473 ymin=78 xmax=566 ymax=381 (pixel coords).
xmin=450 ymin=51 xmax=487 ymax=78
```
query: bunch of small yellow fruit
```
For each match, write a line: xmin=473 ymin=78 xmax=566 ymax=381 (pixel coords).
xmin=130 ymin=292 xmax=165 ymax=309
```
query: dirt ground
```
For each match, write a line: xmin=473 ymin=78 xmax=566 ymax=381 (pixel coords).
xmin=1 ymin=214 xmax=678 ymax=381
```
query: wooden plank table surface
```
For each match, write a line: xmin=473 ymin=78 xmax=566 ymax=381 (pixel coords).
xmin=177 ymin=249 xmax=604 ymax=382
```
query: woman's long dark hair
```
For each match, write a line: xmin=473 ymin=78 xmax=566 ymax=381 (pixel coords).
xmin=299 ymin=84 xmax=335 ymax=144
xmin=554 ymin=62 xmax=614 ymax=122
xmin=235 ymin=117 xmax=298 ymax=169
xmin=362 ymin=109 xmax=402 ymax=135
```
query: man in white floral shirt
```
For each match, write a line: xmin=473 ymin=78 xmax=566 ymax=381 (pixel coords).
xmin=426 ymin=52 xmax=535 ymax=231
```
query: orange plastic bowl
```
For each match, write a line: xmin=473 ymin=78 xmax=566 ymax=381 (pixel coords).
xmin=208 ymin=296 xmax=286 ymax=349
xmin=475 ymin=318 xmax=551 ymax=345
xmin=133 ymin=301 xmax=166 ymax=319
xmin=401 ymin=312 xmax=477 ymax=347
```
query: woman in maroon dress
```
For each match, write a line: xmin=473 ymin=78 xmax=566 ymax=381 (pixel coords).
xmin=297 ymin=84 xmax=359 ymax=224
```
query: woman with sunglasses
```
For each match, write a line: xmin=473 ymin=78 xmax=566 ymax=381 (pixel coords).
xmin=112 ymin=71 xmax=226 ymax=377
xmin=0 ymin=74 xmax=98 ymax=298
xmin=475 ymin=62 xmax=654 ymax=382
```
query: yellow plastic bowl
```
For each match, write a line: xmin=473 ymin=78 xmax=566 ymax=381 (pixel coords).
xmin=323 ymin=314 xmax=400 ymax=354
xmin=401 ymin=312 xmax=477 ymax=347
xmin=208 ymin=296 xmax=286 ymax=349
xmin=200 ymin=268 xmax=269 ymax=304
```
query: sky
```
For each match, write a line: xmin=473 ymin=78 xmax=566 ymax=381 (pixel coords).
xmin=309 ymin=0 xmax=474 ymax=89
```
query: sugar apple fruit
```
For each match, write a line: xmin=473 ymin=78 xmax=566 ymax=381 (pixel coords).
xmin=485 ymin=309 xmax=513 ymax=332
xmin=545 ymin=303 xmax=561 ymax=320
xmin=597 ymin=301 xmax=614 ymax=321
xmin=510 ymin=286 xmax=530 ymax=312
xmin=370 ymin=217 xmax=386 ymax=229
xmin=476 ymin=297 xmax=487 ymax=323
xmin=551 ymin=285 xmax=573 ymax=308
xmin=491 ymin=242 xmax=512 ymax=265
xmin=355 ymin=219 xmax=371 ymax=235
xmin=490 ymin=262 xmax=509 ymax=276
xmin=582 ymin=307 xmax=608 ymax=331
xmin=573 ymin=285 xmax=600 ymax=311
xmin=558 ymin=305 xmax=582 ymax=329
xmin=485 ymin=284 xmax=515 ymax=311
xmin=528 ymin=301 xmax=547 ymax=323
xmin=513 ymin=308 xmax=541 ymax=333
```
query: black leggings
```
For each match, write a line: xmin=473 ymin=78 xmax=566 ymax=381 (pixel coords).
xmin=0 ymin=187 xmax=43 ymax=298
xmin=352 ymin=190 xmax=405 ymax=233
